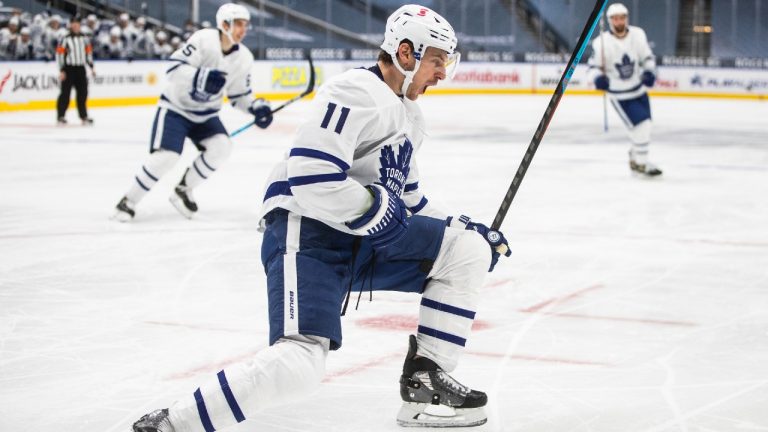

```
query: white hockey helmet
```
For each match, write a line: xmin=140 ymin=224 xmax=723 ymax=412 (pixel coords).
xmin=216 ymin=3 xmax=250 ymax=43
xmin=606 ymin=3 xmax=629 ymax=18
xmin=380 ymin=4 xmax=460 ymax=95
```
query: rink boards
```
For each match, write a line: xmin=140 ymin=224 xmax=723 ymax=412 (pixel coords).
xmin=1 ymin=59 xmax=767 ymax=111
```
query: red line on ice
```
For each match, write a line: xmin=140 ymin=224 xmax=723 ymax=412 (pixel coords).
xmin=541 ymin=312 xmax=697 ymax=327
xmin=520 ymin=284 xmax=603 ymax=313
xmin=143 ymin=320 xmax=255 ymax=334
xmin=355 ymin=314 xmax=492 ymax=331
xmin=466 ymin=350 xmax=609 ymax=366
xmin=165 ymin=348 xmax=262 ymax=380
xmin=323 ymin=353 xmax=401 ymax=382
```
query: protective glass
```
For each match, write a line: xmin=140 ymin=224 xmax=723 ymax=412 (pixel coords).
xmin=445 ymin=52 xmax=461 ymax=80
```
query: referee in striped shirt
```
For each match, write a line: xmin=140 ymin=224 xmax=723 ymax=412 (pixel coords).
xmin=56 ymin=16 xmax=95 ymax=125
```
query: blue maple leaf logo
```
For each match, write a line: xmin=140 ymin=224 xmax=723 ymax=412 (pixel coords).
xmin=614 ymin=54 xmax=635 ymax=80
xmin=378 ymin=139 xmax=413 ymax=197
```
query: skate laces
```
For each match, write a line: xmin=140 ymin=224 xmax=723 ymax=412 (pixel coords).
xmin=440 ymin=371 xmax=469 ymax=395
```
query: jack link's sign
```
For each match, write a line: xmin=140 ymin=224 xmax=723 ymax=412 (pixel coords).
xmin=0 ymin=61 xmax=160 ymax=104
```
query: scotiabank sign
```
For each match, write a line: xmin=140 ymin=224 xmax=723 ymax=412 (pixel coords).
xmin=453 ymin=69 xmax=521 ymax=84
xmin=447 ymin=64 xmax=531 ymax=89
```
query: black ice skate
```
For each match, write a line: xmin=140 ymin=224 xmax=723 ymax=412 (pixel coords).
xmin=81 ymin=117 xmax=94 ymax=126
xmin=629 ymin=153 xmax=662 ymax=177
xmin=132 ymin=408 xmax=175 ymax=432
xmin=113 ymin=196 xmax=136 ymax=222
xmin=397 ymin=335 xmax=487 ymax=428
xmin=169 ymin=184 xmax=198 ymax=219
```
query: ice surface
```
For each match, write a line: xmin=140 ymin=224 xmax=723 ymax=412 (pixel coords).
xmin=1 ymin=93 xmax=767 ymax=431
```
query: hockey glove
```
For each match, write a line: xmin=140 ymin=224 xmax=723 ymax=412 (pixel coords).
xmin=448 ymin=215 xmax=511 ymax=272
xmin=594 ymin=74 xmax=610 ymax=91
xmin=347 ymin=184 xmax=409 ymax=250
xmin=191 ymin=67 xmax=226 ymax=101
xmin=641 ymin=70 xmax=656 ymax=88
xmin=249 ymin=98 xmax=273 ymax=129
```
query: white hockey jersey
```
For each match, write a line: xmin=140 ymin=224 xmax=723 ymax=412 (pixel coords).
xmin=160 ymin=28 xmax=254 ymax=122
xmin=259 ymin=66 xmax=446 ymax=234
xmin=587 ymin=26 xmax=656 ymax=100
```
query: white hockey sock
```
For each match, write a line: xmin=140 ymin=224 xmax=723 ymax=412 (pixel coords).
xmin=125 ymin=150 xmax=179 ymax=204
xmin=630 ymin=142 xmax=650 ymax=165
xmin=183 ymin=134 xmax=232 ymax=190
xmin=416 ymin=228 xmax=490 ymax=372
xmin=628 ymin=120 xmax=652 ymax=165
xmin=168 ymin=335 xmax=329 ymax=432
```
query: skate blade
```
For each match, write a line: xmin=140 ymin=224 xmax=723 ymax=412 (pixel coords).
xmin=397 ymin=402 xmax=487 ymax=428
xmin=169 ymin=196 xmax=195 ymax=219
xmin=111 ymin=209 xmax=133 ymax=223
xmin=630 ymin=170 xmax=663 ymax=179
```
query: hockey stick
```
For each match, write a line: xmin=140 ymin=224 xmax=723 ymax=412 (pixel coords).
xmin=491 ymin=0 xmax=608 ymax=234
xmin=230 ymin=55 xmax=316 ymax=137
xmin=600 ymin=17 xmax=609 ymax=132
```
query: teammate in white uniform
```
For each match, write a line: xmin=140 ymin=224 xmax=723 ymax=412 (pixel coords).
xmin=113 ymin=4 xmax=273 ymax=221
xmin=131 ymin=4 xmax=511 ymax=432
xmin=588 ymin=2 xmax=662 ymax=176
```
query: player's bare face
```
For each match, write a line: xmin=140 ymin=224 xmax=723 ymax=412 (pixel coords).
xmin=610 ymin=14 xmax=628 ymax=35
xmin=406 ymin=47 xmax=448 ymax=100
xmin=229 ymin=19 xmax=249 ymax=43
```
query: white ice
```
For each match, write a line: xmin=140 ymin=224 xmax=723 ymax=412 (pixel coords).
xmin=1 ymin=93 xmax=767 ymax=432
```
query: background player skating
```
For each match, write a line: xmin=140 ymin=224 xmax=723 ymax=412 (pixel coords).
xmin=132 ymin=4 xmax=511 ymax=431
xmin=588 ymin=2 xmax=662 ymax=177
xmin=113 ymin=3 xmax=273 ymax=221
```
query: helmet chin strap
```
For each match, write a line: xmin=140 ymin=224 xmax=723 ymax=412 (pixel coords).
xmin=391 ymin=54 xmax=421 ymax=96
xmin=221 ymin=21 xmax=235 ymax=45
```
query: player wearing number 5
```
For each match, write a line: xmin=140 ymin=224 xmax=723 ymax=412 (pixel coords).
xmin=113 ymin=3 xmax=273 ymax=221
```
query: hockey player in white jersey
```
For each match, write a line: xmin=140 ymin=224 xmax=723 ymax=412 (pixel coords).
xmin=113 ymin=3 xmax=273 ymax=221
xmin=131 ymin=4 xmax=511 ymax=432
xmin=588 ymin=2 xmax=662 ymax=177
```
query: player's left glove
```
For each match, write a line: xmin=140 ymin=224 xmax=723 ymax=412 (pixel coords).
xmin=641 ymin=70 xmax=656 ymax=87
xmin=448 ymin=215 xmax=511 ymax=272
xmin=191 ymin=67 xmax=227 ymax=102
xmin=249 ymin=98 xmax=273 ymax=129
xmin=347 ymin=184 xmax=409 ymax=250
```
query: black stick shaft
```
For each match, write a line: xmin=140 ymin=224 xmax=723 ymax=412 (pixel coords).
xmin=491 ymin=0 xmax=609 ymax=230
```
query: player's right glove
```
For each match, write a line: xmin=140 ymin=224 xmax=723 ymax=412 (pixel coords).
xmin=641 ymin=70 xmax=656 ymax=87
xmin=594 ymin=74 xmax=610 ymax=91
xmin=346 ymin=184 xmax=409 ymax=250
xmin=191 ymin=67 xmax=227 ymax=101
xmin=249 ymin=98 xmax=274 ymax=129
xmin=448 ymin=215 xmax=511 ymax=272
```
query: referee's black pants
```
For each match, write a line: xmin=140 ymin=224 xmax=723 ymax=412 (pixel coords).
xmin=57 ymin=65 xmax=88 ymax=120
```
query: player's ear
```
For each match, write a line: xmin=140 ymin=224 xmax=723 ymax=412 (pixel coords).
xmin=396 ymin=41 xmax=415 ymax=71
xmin=397 ymin=41 xmax=412 ymax=61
